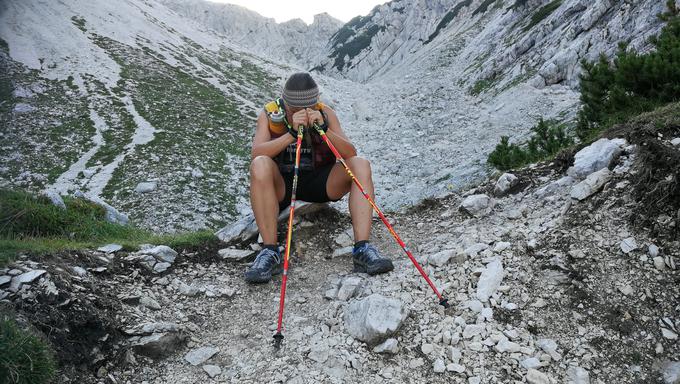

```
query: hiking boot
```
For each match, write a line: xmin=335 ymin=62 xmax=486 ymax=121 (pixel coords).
xmin=352 ymin=243 xmax=394 ymax=276
xmin=244 ymin=248 xmax=282 ymax=284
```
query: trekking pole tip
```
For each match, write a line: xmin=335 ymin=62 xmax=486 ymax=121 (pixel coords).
xmin=273 ymin=333 xmax=284 ymax=349
xmin=439 ymin=298 xmax=450 ymax=308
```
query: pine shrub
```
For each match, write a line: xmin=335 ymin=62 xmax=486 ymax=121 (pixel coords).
xmin=577 ymin=2 xmax=680 ymax=140
xmin=488 ymin=118 xmax=573 ymax=171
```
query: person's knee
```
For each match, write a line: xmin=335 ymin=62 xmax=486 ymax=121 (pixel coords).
xmin=250 ymin=156 xmax=276 ymax=182
xmin=348 ymin=156 xmax=371 ymax=177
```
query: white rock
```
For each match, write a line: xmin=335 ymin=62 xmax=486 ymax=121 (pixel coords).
xmin=428 ymin=249 xmax=455 ymax=267
xmin=135 ymin=181 xmax=157 ymax=193
xmin=334 ymin=231 xmax=353 ymax=247
xmin=433 ymin=359 xmax=446 ymax=373
xmin=421 ymin=343 xmax=434 ymax=355
xmin=447 ymin=363 xmax=465 ymax=373
xmin=526 ymin=369 xmax=551 ymax=384
xmin=493 ymin=242 xmax=512 ymax=252
xmin=344 ymin=294 xmax=408 ymax=344
xmin=43 ymin=190 xmax=66 ymax=209
xmin=476 ymin=259 xmax=504 ymax=302
xmin=571 ymin=168 xmax=612 ymax=200
xmin=568 ymin=138 xmax=626 ymax=179
xmin=463 ymin=324 xmax=485 ymax=339
xmin=661 ymin=361 xmax=680 ymax=384
xmin=332 ymin=246 xmax=353 ymax=258
xmin=373 ymin=338 xmax=399 ymax=354
xmin=143 ymin=245 xmax=178 ymax=263
xmin=192 ymin=169 xmax=205 ymax=178
xmin=654 ymin=256 xmax=666 ymax=270
xmin=336 ymin=276 xmax=363 ymax=301
xmin=9 ymin=270 xmax=47 ymax=292
xmin=567 ymin=366 xmax=590 ymax=384
xmin=153 ymin=262 xmax=172 ymax=273
xmin=140 ymin=296 xmax=161 ymax=310
xmin=537 ymin=338 xmax=562 ymax=361
xmin=620 ymin=237 xmax=638 ymax=254
xmin=184 ymin=346 xmax=219 ymax=366
xmin=74 ymin=191 xmax=129 ymax=225
xmin=495 ymin=338 xmax=521 ymax=353
xmin=202 ymin=364 xmax=221 ymax=378
xmin=494 ymin=173 xmax=519 ymax=196
xmin=468 ymin=377 xmax=481 ymax=384
xmin=308 ymin=342 xmax=330 ymax=363
xmin=460 ymin=194 xmax=493 ymax=217
xmin=670 ymin=138 xmax=680 ymax=146
xmin=466 ymin=300 xmax=484 ymax=313
xmin=649 ymin=244 xmax=660 ymax=258
xmin=521 ymin=357 xmax=542 ymax=369
xmin=218 ymin=248 xmax=255 ymax=261
xmin=464 ymin=243 xmax=489 ymax=257
xmin=98 ymin=244 xmax=123 ymax=253
xmin=0 ymin=276 xmax=10 ymax=286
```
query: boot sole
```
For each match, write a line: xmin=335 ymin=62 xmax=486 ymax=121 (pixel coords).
xmin=353 ymin=260 xmax=394 ymax=276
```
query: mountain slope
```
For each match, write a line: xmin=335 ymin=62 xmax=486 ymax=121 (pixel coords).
xmin=158 ymin=0 xmax=344 ymax=70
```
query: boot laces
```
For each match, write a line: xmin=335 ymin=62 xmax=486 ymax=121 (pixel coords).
xmin=356 ymin=244 xmax=383 ymax=262
xmin=252 ymin=248 xmax=280 ymax=269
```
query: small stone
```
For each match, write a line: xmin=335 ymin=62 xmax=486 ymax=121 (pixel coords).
xmin=218 ymin=248 xmax=255 ymax=261
xmin=332 ymin=246 xmax=353 ymax=258
xmin=140 ymin=297 xmax=161 ymax=310
xmin=468 ymin=377 xmax=481 ymax=384
xmin=463 ymin=324 xmax=484 ymax=339
xmin=649 ymin=244 xmax=660 ymax=257
xmin=409 ymin=358 xmax=425 ymax=368
xmin=421 ymin=343 xmax=434 ymax=355
xmin=526 ymin=369 xmax=551 ymax=384
xmin=428 ymin=249 xmax=455 ymax=267
xmin=184 ymin=346 xmax=219 ymax=366
xmin=494 ymin=173 xmax=519 ymax=196
xmin=661 ymin=361 xmax=680 ymax=384
xmin=570 ymin=168 xmax=612 ymax=200
xmin=466 ymin=300 xmax=484 ymax=313
xmin=334 ymin=231 xmax=353 ymax=247
xmin=43 ymin=190 xmax=66 ymax=209
xmin=97 ymin=244 xmax=123 ymax=253
xmin=344 ymin=294 xmax=408 ymax=345
xmin=476 ymin=259 xmax=504 ymax=302
xmin=537 ymin=339 xmax=561 ymax=361
xmin=9 ymin=270 xmax=47 ymax=292
xmin=336 ymin=276 xmax=363 ymax=301
xmin=495 ymin=338 xmax=521 ymax=353
xmin=143 ymin=245 xmax=177 ymax=263
xmin=132 ymin=332 xmax=187 ymax=359
xmin=192 ymin=169 xmax=204 ymax=178
xmin=521 ymin=357 xmax=541 ymax=369
xmin=618 ymin=284 xmax=634 ymax=296
xmin=654 ymin=256 xmax=666 ymax=270
xmin=0 ymin=276 xmax=11 ymax=286
xmin=566 ymin=366 xmax=590 ymax=384
xmin=620 ymin=237 xmax=638 ymax=254
xmin=308 ymin=343 xmax=330 ymax=363
xmin=671 ymin=138 xmax=680 ymax=146
xmin=135 ymin=181 xmax=157 ymax=193
xmin=373 ymin=338 xmax=399 ymax=354
xmin=493 ymin=242 xmax=512 ymax=252
xmin=153 ymin=262 xmax=171 ymax=273
xmin=661 ymin=327 xmax=678 ymax=340
xmin=447 ymin=363 xmax=465 ymax=373
xmin=460 ymin=194 xmax=493 ymax=217
xmin=433 ymin=359 xmax=446 ymax=373
xmin=203 ymin=364 xmax=221 ymax=378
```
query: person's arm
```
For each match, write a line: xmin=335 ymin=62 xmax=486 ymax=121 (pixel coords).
xmin=310 ymin=106 xmax=357 ymax=159
xmin=251 ymin=111 xmax=295 ymax=159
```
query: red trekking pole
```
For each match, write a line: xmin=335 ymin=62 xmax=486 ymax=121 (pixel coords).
xmin=273 ymin=125 xmax=304 ymax=349
xmin=312 ymin=122 xmax=450 ymax=308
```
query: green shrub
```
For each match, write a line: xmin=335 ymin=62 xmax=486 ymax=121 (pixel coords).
xmin=424 ymin=0 xmax=472 ymax=44
xmin=577 ymin=2 xmax=680 ymax=140
xmin=523 ymin=0 xmax=562 ymax=32
xmin=488 ymin=118 xmax=573 ymax=170
xmin=0 ymin=317 xmax=56 ymax=384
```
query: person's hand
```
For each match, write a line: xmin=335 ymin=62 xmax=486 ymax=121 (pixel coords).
xmin=291 ymin=109 xmax=308 ymax=129
xmin=306 ymin=108 xmax=328 ymax=133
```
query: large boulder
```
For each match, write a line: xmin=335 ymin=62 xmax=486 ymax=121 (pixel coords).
xmin=460 ymin=194 xmax=494 ymax=217
xmin=344 ymin=294 xmax=408 ymax=345
xmin=567 ymin=138 xmax=626 ymax=179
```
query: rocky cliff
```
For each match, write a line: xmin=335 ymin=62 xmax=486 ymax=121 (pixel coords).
xmin=159 ymin=0 xmax=344 ymax=69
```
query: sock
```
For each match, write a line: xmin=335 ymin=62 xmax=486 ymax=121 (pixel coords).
xmin=353 ymin=240 xmax=369 ymax=253
xmin=263 ymin=244 xmax=278 ymax=252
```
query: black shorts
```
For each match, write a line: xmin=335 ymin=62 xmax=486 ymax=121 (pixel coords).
xmin=279 ymin=163 xmax=341 ymax=211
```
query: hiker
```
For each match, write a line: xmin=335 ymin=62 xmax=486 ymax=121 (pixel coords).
xmin=245 ymin=72 xmax=394 ymax=283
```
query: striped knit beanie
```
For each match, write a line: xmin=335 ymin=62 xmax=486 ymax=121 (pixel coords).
xmin=282 ymin=72 xmax=319 ymax=108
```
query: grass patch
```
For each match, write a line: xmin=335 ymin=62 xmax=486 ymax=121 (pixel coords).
xmin=523 ymin=0 xmax=562 ymax=32
xmin=0 ymin=189 xmax=218 ymax=266
xmin=473 ymin=0 xmax=498 ymax=16
xmin=470 ymin=77 xmax=498 ymax=95
xmin=0 ymin=316 xmax=56 ymax=384
xmin=330 ymin=24 xmax=386 ymax=70
xmin=70 ymin=16 xmax=87 ymax=32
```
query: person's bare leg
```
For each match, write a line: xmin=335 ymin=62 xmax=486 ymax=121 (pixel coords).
xmin=326 ymin=156 xmax=374 ymax=242
xmin=250 ymin=156 xmax=286 ymax=244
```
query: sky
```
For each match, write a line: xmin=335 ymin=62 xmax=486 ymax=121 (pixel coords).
xmin=210 ymin=0 xmax=388 ymax=24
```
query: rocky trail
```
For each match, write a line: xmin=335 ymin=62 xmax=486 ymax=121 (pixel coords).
xmin=2 ymin=136 xmax=679 ymax=383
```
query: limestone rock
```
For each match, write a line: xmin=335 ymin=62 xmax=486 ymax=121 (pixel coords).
xmin=570 ymin=168 xmax=612 ymax=201
xmin=218 ymin=248 xmax=255 ymax=261
xmin=344 ymin=294 xmax=408 ymax=345
xmin=135 ymin=181 xmax=157 ymax=193
xmin=74 ymin=191 xmax=129 ymax=225
xmin=460 ymin=194 xmax=493 ymax=217
xmin=494 ymin=173 xmax=519 ymax=196
xmin=567 ymin=366 xmax=590 ymax=384
xmin=43 ymin=190 xmax=66 ymax=209
xmin=476 ymin=259 xmax=504 ymax=302
xmin=203 ymin=364 xmax=221 ymax=378
xmin=184 ymin=346 xmax=219 ymax=366
xmin=567 ymin=138 xmax=626 ymax=179
xmin=373 ymin=338 xmax=399 ymax=354
xmin=98 ymin=244 xmax=123 ymax=253
xmin=132 ymin=332 xmax=187 ymax=359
